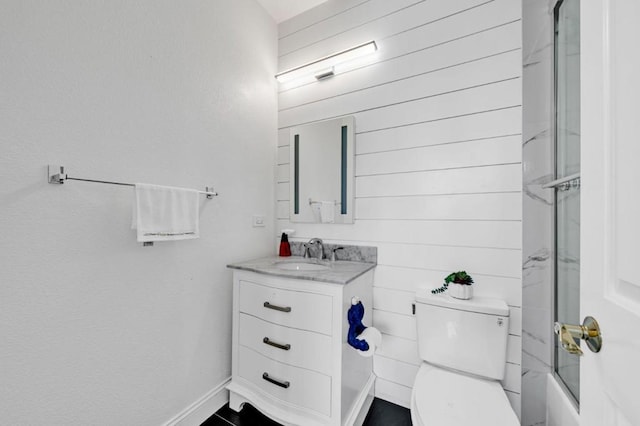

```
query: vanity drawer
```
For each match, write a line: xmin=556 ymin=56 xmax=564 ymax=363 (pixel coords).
xmin=238 ymin=280 xmax=333 ymax=335
xmin=239 ymin=313 xmax=333 ymax=375
xmin=238 ymin=346 xmax=331 ymax=416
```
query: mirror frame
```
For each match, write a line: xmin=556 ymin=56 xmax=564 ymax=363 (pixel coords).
xmin=288 ymin=116 xmax=355 ymax=224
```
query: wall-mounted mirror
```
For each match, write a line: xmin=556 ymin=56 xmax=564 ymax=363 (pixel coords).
xmin=289 ymin=116 xmax=354 ymax=224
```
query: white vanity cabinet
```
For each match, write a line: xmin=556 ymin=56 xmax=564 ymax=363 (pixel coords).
xmin=227 ymin=268 xmax=375 ymax=426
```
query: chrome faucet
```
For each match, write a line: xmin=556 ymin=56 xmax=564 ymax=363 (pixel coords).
xmin=304 ymin=238 xmax=325 ymax=260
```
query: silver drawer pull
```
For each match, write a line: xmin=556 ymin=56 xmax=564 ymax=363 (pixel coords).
xmin=262 ymin=372 xmax=290 ymax=389
xmin=263 ymin=301 xmax=292 ymax=313
xmin=263 ymin=337 xmax=291 ymax=351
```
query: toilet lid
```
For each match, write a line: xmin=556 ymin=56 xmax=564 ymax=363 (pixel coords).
xmin=413 ymin=364 xmax=519 ymax=426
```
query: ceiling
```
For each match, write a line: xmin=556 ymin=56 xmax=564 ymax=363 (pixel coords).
xmin=256 ymin=0 xmax=330 ymax=23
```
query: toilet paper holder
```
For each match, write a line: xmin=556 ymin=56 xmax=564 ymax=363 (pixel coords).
xmin=347 ymin=297 xmax=369 ymax=351
xmin=347 ymin=296 xmax=382 ymax=357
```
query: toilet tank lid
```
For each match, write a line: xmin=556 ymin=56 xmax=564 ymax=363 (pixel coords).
xmin=415 ymin=289 xmax=509 ymax=316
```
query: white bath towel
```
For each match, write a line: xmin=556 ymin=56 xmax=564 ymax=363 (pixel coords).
xmin=320 ymin=201 xmax=335 ymax=223
xmin=131 ymin=183 xmax=200 ymax=242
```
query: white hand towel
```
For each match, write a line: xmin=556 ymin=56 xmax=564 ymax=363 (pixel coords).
xmin=320 ymin=201 xmax=335 ymax=223
xmin=131 ymin=183 xmax=200 ymax=242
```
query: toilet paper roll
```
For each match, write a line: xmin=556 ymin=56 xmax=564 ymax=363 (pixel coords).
xmin=355 ymin=327 xmax=382 ymax=357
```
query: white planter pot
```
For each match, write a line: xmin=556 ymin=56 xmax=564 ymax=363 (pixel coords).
xmin=448 ymin=283 xmax=473 ymax=300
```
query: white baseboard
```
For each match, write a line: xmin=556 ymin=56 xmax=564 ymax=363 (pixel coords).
xmin=163 ymin=377 xmax=231 ymax=426
xmin=374 ymin=378 xmax=412 ymax=409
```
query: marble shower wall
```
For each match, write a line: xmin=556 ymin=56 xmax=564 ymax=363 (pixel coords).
xmin=522 ymin=0 xmax=556 ymax=425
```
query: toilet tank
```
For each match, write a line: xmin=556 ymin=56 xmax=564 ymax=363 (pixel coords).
xmin=415 ymin=289 xmax=510 ymax=380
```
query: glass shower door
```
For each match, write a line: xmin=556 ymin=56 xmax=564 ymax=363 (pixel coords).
xmin=553 ymin=0 xmax=581 ymax=405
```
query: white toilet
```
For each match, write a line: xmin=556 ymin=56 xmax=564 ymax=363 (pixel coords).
xmin=411 ymin=289 xmax=520 ymax=426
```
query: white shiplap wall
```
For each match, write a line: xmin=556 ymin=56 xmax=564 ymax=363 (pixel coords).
xmin=276 ymin=0 xmax=522 ymax=415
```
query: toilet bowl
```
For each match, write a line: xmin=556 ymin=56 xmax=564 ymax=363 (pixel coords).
xmin=410 ymin=363 xmax=519 ymax=426
xmin=411 ymin=289 xmax=519 ymax=425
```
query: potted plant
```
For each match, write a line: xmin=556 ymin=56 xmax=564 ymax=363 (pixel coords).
xmin=431 ymin=271 xmax=474 ymax=300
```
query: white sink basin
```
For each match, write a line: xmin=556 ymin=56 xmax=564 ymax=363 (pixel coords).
xmin=275 ymin=261 xmax=331 ymax=271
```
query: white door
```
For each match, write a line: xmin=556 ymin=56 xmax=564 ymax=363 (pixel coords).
xmin=580 ymin=1 xmax=640 ymax=425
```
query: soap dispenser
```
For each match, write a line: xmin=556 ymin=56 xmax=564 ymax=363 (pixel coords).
xmin=279 ymin=232 xmax=291 ymax=257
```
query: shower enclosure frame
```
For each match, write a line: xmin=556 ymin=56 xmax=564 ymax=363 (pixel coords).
xmin=550 ymin=0 xmax=580 ymax=411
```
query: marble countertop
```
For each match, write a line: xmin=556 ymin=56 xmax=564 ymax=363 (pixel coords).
xmin=227 ymin=256 xmax=376 ymax=285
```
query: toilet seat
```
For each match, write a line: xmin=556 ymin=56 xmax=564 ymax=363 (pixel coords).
xmin=411 ymin=363 xmax=519 ymax=426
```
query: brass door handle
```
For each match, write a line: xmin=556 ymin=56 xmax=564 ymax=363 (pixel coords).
xmin=554 ymin=316 xmax=602 ymax=356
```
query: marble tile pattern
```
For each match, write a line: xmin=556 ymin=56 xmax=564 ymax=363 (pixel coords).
xmin=522 ymin=0 xmax=557 ymax=425
xmin=227 ymin=255 xmax=376 ymax=285
xmin=289 ymin=241 xmax=377 ymax=264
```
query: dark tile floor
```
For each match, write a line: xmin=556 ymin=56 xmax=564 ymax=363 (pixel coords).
xmin=201 ymin=397 xmax=412 ymax=426
xmin=362 ymin=399 xmax=413 ymax=426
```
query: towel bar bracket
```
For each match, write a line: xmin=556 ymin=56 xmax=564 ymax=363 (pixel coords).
xmin=48 ymin=164 xmax=67 ymax=184
xmin=205 ymin=187 xmax=215 ymax=199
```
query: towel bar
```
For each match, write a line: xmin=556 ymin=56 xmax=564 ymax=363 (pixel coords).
xmin=308 ymin=198 xmax=341 ymax=206
xmin=48 ymin=165 xmax=218 ymax=198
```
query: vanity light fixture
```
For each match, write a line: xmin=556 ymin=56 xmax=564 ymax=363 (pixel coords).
xmin=275 ymin=40 xmax=377 ymax=84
